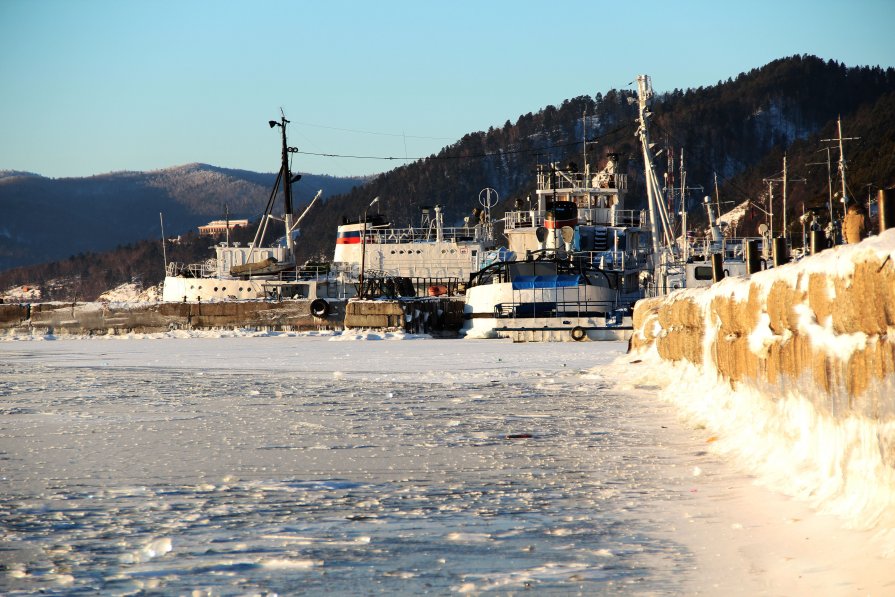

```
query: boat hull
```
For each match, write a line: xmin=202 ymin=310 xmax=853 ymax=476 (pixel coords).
xmin=461 ymin=274 xmax=631 ymax=341
xmin=463 ymin=315 xmax=633 ymax=342
xmin=161 ymin=275 xmax=332 ymax=303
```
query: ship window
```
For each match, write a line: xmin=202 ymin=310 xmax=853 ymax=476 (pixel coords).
xmin=391 ymin=250 xmax=395 ymax=254
xmin=416 ymin=250 xmax=421 ymax=254
xmin=694 ymin=266 xmax=713 ymax=280
xmin=239 ymin=287 xmax=243 ymax=291
xmin=214 ymin=287 xmax=219 ymax=291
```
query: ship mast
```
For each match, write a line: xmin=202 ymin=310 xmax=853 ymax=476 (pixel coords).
xmin=636 ymin=75 xmax=674 ymax=256
xmin=276 ymin=113 xmax=298 ymax=261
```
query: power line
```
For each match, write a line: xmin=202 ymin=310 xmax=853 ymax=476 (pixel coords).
xmin=291 ymin=120 xmax=454 ymax=140
xmin=293 ymin=122 xmax=634 ymax=162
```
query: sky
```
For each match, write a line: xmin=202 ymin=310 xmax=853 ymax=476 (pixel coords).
xmin=1 ymin=0 xmax=893 ymax=180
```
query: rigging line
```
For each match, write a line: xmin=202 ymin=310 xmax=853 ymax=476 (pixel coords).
xmin=291 ymin=127 xmax=359 ymax=178
xmin=294 ymin=122 xmax=635 ymax=162
xmin=291 ymin=120 xmax=454 ymax=140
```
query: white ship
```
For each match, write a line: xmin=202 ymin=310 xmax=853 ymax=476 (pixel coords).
xmin=162 ymin=113 xmax=338 ymax=308
xmin=331 ymin=202 xmax=497 ymax=298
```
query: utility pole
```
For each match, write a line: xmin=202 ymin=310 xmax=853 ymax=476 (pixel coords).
xmin=763 ymin=155 xmax=805 ymax=242
xmin=820 ymin=116 xmax=859 ymax=213
xmin=783 ymin=156 xmax=788 ymax=239
xmin=807 ymin=147 xmax=835 ymax=223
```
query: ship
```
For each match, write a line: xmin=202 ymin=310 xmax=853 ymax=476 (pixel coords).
xmin=461 ymin=156 xmax=647 ymax=341
xmin=162 ymin=113 xmax=497 ymax=309
xmin=331 ymin=201 xmax=497 ymax=299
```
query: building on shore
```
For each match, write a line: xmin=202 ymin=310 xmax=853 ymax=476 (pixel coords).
xmin=198 ymin=219 xmax=249 ymax=236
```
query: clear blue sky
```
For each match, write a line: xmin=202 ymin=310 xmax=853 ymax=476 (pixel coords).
xmin=1 ymin=0 xmax=892 ymax=179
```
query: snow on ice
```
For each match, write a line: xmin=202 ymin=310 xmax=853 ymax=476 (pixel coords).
xmin=0 ymin=330 xmax=892 ymax=594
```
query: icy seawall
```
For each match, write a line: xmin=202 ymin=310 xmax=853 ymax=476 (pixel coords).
xmin=627 ymin=230 xmax=895 ymax=539
xmin=631 ymin=229 xmax=895 ymax=417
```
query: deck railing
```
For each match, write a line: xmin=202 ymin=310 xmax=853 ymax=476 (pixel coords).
xmin=504 ymin=208 xmax=647 ymax=230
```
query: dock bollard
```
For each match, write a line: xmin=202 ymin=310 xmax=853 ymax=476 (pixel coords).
xmin=880 ymin=188 xmax=895 ymax=232
xmin=711 ymin=252 xmax=725 ymax=283
xmin=810 ymin=230 xmax=826 ymax=255
xmin=745 ymin=240 xmax=761 ymax=275
xmin=773 ymin=237 xmax=789 ymax=267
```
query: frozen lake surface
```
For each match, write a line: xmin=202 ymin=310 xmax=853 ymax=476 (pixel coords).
xmin=0 ymin=333 xmax=889 ymax=594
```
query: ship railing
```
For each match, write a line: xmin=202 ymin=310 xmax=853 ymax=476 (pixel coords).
xmin=494 ymin=297 xmax=619 ymax=319
xmin=165 ymin=260 xmax=217 ymax=278
xmin=357 ymin=274 xmax=461 ymax=299
xmin=574 ymin=250 xmax=648 ymax=272
xmin=504 ymin=211 xmax=545 ymax=230
xmin=536 ymin=170 xmax=628 ymax=192
xmin=270 ymin=264 xmax=333 ymax=282
xmin=364 ymin=225 xmax=485 ymax=245
xmin=686 ymin=236 xmax=765 ymax=262
xmin=503 ymin=208 xmax=647 ymax=230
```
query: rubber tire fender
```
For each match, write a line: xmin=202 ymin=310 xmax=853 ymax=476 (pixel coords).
xmin=570 ymin=326 xmax=587 ymax=341
xmin=310 ymin=298 xmax=330 ymax=318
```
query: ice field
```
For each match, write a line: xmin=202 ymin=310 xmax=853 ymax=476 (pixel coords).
xmin=0 ymin=332 xmax=891 ymax=594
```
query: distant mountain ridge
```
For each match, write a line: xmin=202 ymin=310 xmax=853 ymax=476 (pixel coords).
xmin=0 ymin=164 xmax=365 ymax=271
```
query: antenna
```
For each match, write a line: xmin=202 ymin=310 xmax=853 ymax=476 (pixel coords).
xmin=159 ymin=212 xmax=167 ymax=273
xmin=224 ymin=203 xmax=230 ymax=246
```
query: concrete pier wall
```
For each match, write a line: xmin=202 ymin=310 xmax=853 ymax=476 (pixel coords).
xmin=0 ymin=300 xmax=344 ymax=336
xmin=0 ymin=296 xmax=467 ymax=337
xmin=629 ymin=230 xmax=895 ymax=419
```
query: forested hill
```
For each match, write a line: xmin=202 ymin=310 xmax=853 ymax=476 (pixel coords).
xmin=294 ymin=55 xmax=895 ymax=263
xmin=290 ymin=56 xmax=895 ymax=257
xmin=3 ymin=55 xmax=895 ymax=301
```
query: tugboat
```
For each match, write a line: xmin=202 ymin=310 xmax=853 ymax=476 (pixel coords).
xmin=461 ymin=156 xmax=647 ymax=341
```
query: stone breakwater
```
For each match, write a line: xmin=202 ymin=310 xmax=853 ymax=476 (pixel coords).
xmin=630 ymin=230 xmax=895 ymax=419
